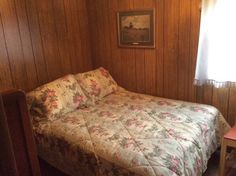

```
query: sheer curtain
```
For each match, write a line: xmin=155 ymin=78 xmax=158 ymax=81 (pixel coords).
xmin=194 ymin=0 xmax=236 ymax=87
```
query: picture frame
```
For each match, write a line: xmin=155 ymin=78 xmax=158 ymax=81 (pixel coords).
xmin=117 ymin=9 xmax=155 ymax=48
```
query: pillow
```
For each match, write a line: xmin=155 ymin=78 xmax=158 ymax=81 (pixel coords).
xmin=75 ymin=67 xmax=117 ymax=104
xmin=26 ymin=74 xmax=87 ymax=120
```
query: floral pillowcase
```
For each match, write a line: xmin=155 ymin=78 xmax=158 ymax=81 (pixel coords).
xmin=26 ymin=74 xmax=87 ymax=121
xmin=75 ymin=67 xmax=118 ymax=104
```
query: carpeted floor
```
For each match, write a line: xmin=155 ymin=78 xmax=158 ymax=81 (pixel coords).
xmin=203 ymin=150 xmax=236 ymax=176
xmin=40 ymin=150 xmax=236 ymax=176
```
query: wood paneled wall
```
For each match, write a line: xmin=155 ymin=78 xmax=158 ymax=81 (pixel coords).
xmin=0 ymin=0 xmax=92 ymax=92
xmin=0 ymin=0 xmax=235 ymax=125
xmin=87 ymin=0 xmax=236 ymax=126
xmin=87 ymin=0 xmax=200 ymax=99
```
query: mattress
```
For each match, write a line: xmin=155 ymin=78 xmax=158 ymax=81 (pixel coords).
xmin=33 ymin=88 xmax=230 ymax=176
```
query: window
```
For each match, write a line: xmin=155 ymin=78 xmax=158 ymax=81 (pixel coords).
xmin=195 ymin=0 xmax=236 ymax=87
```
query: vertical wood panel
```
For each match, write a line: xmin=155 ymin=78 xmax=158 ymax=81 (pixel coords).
xmin=196 ymin=86 xmax=203 ymax=103
xmin=156 ymin=0 xmax=164 ymax=97
xmin=188 ymin=0 xmax=200 ymax=102
xmin=14 ymin=0 xmax=39 ymax=90
xmin=87 ymin=0 xmax=198 ymax=100
xmin=202 ymin=84 xmax=213 ymax=105
xmin=116 ymin=0 xmax=128 ymax=87
xmin=25 ymin=0 xmax=48 ymax=85
xmin=133 ymin=0 xmax=145 ymax=94
xmin=127 ymin=0 xmax=137 ymax=92
xmin=178 ymin=0 xmax=191 ymax=101
xmin=143 ymin=0 xmax=156 ymax=95
xmin=36 ymin=0 xmax=63 ymax=81
xmin=118 ymin=0 xmax=136 ymax=91
xmin=228 ymin=88 xmax=236 ymax=126
xmin=135 ymin=49 xmax=145 ymax=93
xmin=63 ymin=0 xmax=83 ymax=73
xmin=76 ymin=0 xmax=92 ymax=71
xmin=163 ymin=0 xmax=179 ymax=99
xmin=93 ymin=0 xmax=105 ymax=68
xmin=100 ymin=0 xmax=112 ymax=70
xmin=0 ymin=13 xmax=14 ymax=90
xmin=52 ymin=0 xmax=72 ymax=75
xmin=108 ymin=0 xmax=122 ymax=83
xmin=86 ymin=0 xmax=98 ymax=68
xmin=0 ymin=0 xmax=93 ymax=91
xmin=212 ymin=88 xmax=229 ymax=121
xmin=0 ymin=0 xmax=29 ymax=89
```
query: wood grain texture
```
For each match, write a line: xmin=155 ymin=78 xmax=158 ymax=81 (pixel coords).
xmin=1 ymin=89 xmax=41 ymax=176
xmin=212 ymin=88 xmax=229 ymax=121
xmin=24 ymin=0 xmax=48 ymax=85
xmin=228 ymin=88 xmax=236 ymax=126
xmin=108 ymin=0 xmax=122 ymax=84
xmin=155 ymin=0 xmax=164 ymax=97
xmin=178 ymin=0 xmax=191 ymax=101
xmin=87 ymin=0 xmax=236 ymax=125
xmin=87 ymin=0 xmax=193 ymax=99
xmin=14 ymin=0 xmax=39 ymax=90
xmin=0 ymin=0 xmax=92 ymax=91
xmin=118 ymin=0 xmax=136 ymax=91
xmin=163 ymin=0 xmax=179 ymax=99
xmin=143 ymin=0 xmax=156 ymax=95
xmin=0 ymin=0 xmax=29 ymax=90
xmin=189 ymin=0 xmax=200 ymax=102
xmin=0 ymin=92 xmax=18 ymax=176
xmin=132 ymin=0 xmax=145 ymax=94
xmin=1 ymin=0 xmax=235 ymax=125
xmin=0 ymin=13 xmax=14 ymax=90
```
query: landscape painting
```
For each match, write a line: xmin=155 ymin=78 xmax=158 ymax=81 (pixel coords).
xmin=117 ymin=9 xmax=155 ymax=48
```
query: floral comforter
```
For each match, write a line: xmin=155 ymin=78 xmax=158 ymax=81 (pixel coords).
xmin=33 ymin=88 xmax=230 ymax=176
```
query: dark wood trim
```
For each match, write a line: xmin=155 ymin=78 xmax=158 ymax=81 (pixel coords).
xmin=0 ymin=89 xmax=41 ymax=176
xmin=0 ymin=92 xmax=18 ymax=176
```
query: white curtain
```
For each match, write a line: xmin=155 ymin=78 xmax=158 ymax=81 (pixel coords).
xmin=195 ymin=0 xmax=236 ymax=87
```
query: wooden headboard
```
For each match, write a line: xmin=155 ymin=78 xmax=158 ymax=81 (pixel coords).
xmin=0 ymin=90 xmax=41 ymax=176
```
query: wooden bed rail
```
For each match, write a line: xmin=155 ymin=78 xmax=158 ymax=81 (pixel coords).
xmin=0 ymin=89 xmax=41 ymax=176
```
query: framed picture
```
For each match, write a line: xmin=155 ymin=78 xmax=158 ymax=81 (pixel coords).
xmin=117 ymin=9 xmax=155 ymax=48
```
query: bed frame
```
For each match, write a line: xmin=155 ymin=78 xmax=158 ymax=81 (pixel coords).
xmin=0 ymin=89 xmax=41 ymax=176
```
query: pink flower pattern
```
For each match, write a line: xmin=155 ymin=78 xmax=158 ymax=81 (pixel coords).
xmin=31 ymin=86 xmax=231 ymax=176
xmin=75 ymin=67 xmax=117 ymax=104
xmin=27 ymin=74 xmax=87 ymax=120
xmin=99 ymin=67 xmax=110 ymax=78
xmin=43 ymin=88 xmax=58 ymax=110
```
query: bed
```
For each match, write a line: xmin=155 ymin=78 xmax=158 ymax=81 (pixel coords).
xmin=27 ymin=68 xmax=230 ymax=176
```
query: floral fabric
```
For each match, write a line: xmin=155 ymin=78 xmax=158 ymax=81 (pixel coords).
xmin=33 ymin=88 xmax=230 ymax=176
xmin=27 ymin=74 xmax=87 ymax=121
xmin=75 ymin=67 xmax=117 ymax=104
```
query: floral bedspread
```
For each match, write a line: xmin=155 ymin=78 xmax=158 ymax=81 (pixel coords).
xmin=33 ymin=88 xmax=230 ymax=176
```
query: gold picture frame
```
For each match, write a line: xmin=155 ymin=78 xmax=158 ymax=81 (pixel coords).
xmin=117 ymin=9 xmax=155 ymax=48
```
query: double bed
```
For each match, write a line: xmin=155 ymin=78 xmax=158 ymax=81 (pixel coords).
xmin=31 ymin=86 xmax=230 ymax=176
